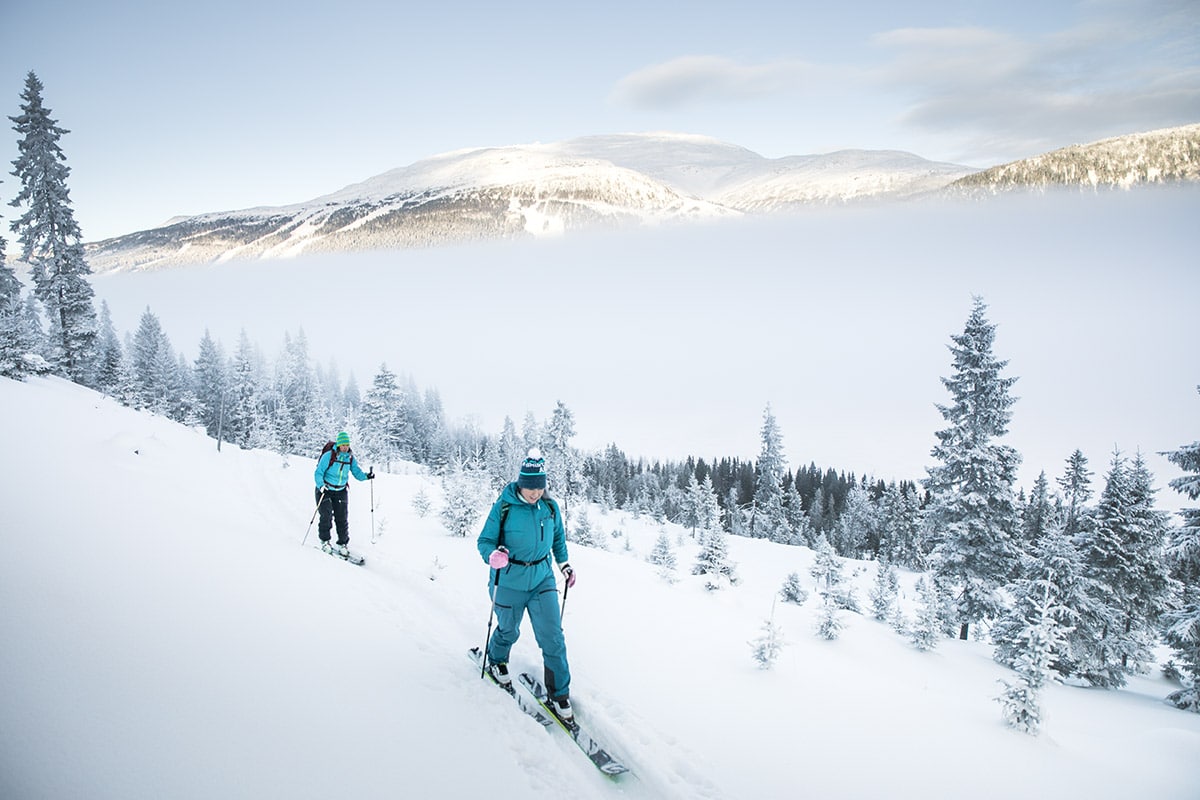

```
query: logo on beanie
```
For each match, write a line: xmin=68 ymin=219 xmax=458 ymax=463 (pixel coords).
xmin=517 ymin=447 xmax=547 ymax=490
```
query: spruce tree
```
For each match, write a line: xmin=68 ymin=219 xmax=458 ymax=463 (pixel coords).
xmin=1021 ymin=471 xmax=1054 ymax=547
xmin=0 ymin=204 xmax=32 ymax=379
xmin=924 ymin=297 xmax=1022 ymax=640
xmin=1057 ymin=449 xmax=1094 ymax=537
xmin=869 ymin=562 xmax=900 ymax=621
xmin=751 ymin=405 xmax=791 ymax=542
xmin=193 ymin=330 xmax=229 ymax=440
xmin=1162 ymin=388 xmax=1200 ymax=711
xmin=910 ymin=575 xmax=942 ymax=651
xmin=996 ymin=583 xmax=1067 ymax=735
xmin=8 ymin=72 xmax=97 ymax=384
xmin=993 ymin=523 xmax=1103 ymax=679
xmin=92 ymin=301 xmax=124 ymax=395
xmin=1076 ymin=450 xmax=1172 ymax=686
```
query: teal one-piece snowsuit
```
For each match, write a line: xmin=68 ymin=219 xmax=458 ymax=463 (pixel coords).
xmin=476 ymin=482 xmax=571 ymax=699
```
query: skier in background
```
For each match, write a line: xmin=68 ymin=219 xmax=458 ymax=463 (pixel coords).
xmin=314 ymin=430 xmax=373 ymax=556
xmin=478 ymin=449 xmax=577 ymax=721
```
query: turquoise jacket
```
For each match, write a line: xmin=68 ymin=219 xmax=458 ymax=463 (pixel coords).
xmin=477 ymin=482 xmax=569 ymax=592
xmin=315 ymin=448 xmax=368 ymax=490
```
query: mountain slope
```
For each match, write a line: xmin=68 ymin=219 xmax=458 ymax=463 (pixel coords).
xmin=949 ymin=123 xmax=1200 ymax=193
xmin=3 ymin=375 xmax=1199 ymax=799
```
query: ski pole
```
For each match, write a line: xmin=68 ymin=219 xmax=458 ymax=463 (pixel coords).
xmin=369 ymin=467 xmax=377 ymax=544
xmin=302 ymin=488 xmax=326 ymax=546
xmin=561 ymin=577 xmax=571 ymax=622
xmin=481 ymin=568 xmax=501 ymax=679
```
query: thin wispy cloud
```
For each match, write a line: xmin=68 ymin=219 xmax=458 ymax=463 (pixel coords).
xmin=872 ymin=3 xmax=1200 ymax=161
xmin=610 ymin=55 xmax=810 ymax=109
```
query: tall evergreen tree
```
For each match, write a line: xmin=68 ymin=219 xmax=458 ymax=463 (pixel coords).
xmin=1076 ymin=450 xmax=1173 ymax=686
xmin=1162 ymin=388 xmax=1200 ymax=711
xmin=1021 ymin=471 xmax=1055 ymax=547
xmin=924 ymin=297 xmax=1022 ymax=640
xmin=0 ymin=201 xmax=33 ymax=380
xmin=751 ymin=405 xmax=790 ymax=542
xmin=192 ymin=330 xmax=229 ymax=440
xmin=879 ymin=481 xmax=926 ymax=570
xmin=993 ymin=522 xmax=1104 ymax=680
xmin=1057 ymin=449 xmax=1094 ymax=538
xmin=92 ymin=301 xmax=124 ymax=395
xmin=8 ymin=72 xmax=97 ymax=383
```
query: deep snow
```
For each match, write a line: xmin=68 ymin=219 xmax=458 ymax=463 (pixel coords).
xmin=1 ymin=375 xmax=1198 ymax=799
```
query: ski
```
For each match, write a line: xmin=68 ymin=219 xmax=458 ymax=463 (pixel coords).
xmin=518 ymin=672 xmax=629 ymax=776
xmin=468 ymin=648 xmax=553 ymax=726
xmin=319 ymin=543 xmax=365 ymax=565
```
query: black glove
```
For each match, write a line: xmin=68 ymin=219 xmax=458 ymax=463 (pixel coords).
xmin=367 ymin=469 xmax=375 ymax=480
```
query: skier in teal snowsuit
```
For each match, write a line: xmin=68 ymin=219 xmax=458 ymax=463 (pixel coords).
xmin=313 ymin=430 xmax=372 ymax=556
xmin=477 ymin=450 xmax=577 ymax=721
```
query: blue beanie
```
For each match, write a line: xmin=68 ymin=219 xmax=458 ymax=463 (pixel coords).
xmin=517 ymin=449 xmax=547 ymax=490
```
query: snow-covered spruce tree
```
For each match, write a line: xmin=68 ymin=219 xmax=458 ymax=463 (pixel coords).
xmin=277 ymin=330 xmax=315 ymax=448
xmin=723 ymin=487 xmax=747 ymax=538
xmin=693 ymin=519 xmax=738 ymax=589
xmin=0 ymin=207 xmax=33 ymax=379
xmin=411 ymin=486 xmax=432 ymax=518
xmin=751 ymin=405 xmax=791 ymax=543
xmin=832 ymin=483 xmax=880 ymax=558
xmin=545 ymin=401 xmax=584 ymax=500
xmin=924 ymin=297 xmax=1022 ymax=640
xmin=1075 ymin=451 xmax=1173 ymax=687
xmin=996 ymin=583 xmax=1068 ymax=735
xmin=568 ymin=504 xmax=606 ymax=549
xmin=815 ymin=596 xmax=844 ymax=641
xmin=910 ymin=575 xmax=942 ymax=652
xmin=750 ymin=603 xmax=785 ymax=668
xmin=809 ymin=533 xmax=859 ymax=611
xmin=358 ymin=364 xmax=408 ymax=470
xmin=1162 ymin=402 xmax=1200 ymax=711
xmin=8 ymin=72 xmax=97 ymax=384
xmin=224 ymin=330 xmax=265 ymax=448
xmin=993 ymin=523 xmax=1104 ymax=679
xmin=129 ymin=307 xmax=174 ymax=413
xmin=92 ymin=301 xmax=124 ymax=396
xmin=1021 ymin=471 xmax=1055 ymax=547
xmin=648 ymin=531 xmax=678 ymax=580
xmin=785 ymin=480 xmax=815 ymax=546
xmin=780 ymin=572 xmax=809 ymax=605
xmin=870 ymin=562 xmax=900 ymax=622
xmin=439 ymin=456 xmax=490 ymax=537
xmin=192 ymin=330 xmax=229 ymax=441
xmin=879 ymin=481 xmax=927 ymax=570
xmin=1057 ymin=449 xmax=1094 ymax=538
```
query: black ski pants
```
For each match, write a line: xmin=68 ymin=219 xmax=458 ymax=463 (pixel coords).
xmin=316 ymin=487 xmax=350 ymax=545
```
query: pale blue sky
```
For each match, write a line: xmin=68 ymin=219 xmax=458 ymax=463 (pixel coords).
xmin=1 ymin=0 xmax=1197 ymax=241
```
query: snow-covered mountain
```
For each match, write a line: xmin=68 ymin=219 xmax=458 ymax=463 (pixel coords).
xmin=949 ymin=123 xmax=1200 ymax=194
xmin=82 ymin=133 xmax=974 ymax=272
xmin=82 ymin=125 xmax=1198 ymax=273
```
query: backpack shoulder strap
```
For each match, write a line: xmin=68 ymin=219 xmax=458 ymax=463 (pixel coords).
xmin=498 ymin=501 xmax=510 ymax=549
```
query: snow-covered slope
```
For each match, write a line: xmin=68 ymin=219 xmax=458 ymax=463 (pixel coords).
xmin=950 ymin=123 xmax=1200 ymax=193
xmin=3 ymin=375 xmax=1198 ymax=799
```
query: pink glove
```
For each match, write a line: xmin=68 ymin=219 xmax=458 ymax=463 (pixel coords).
xmin=561 ymin=563 xmax=576 ymax=588
xmin=488 ymin=548 xmax=509 ymax=569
